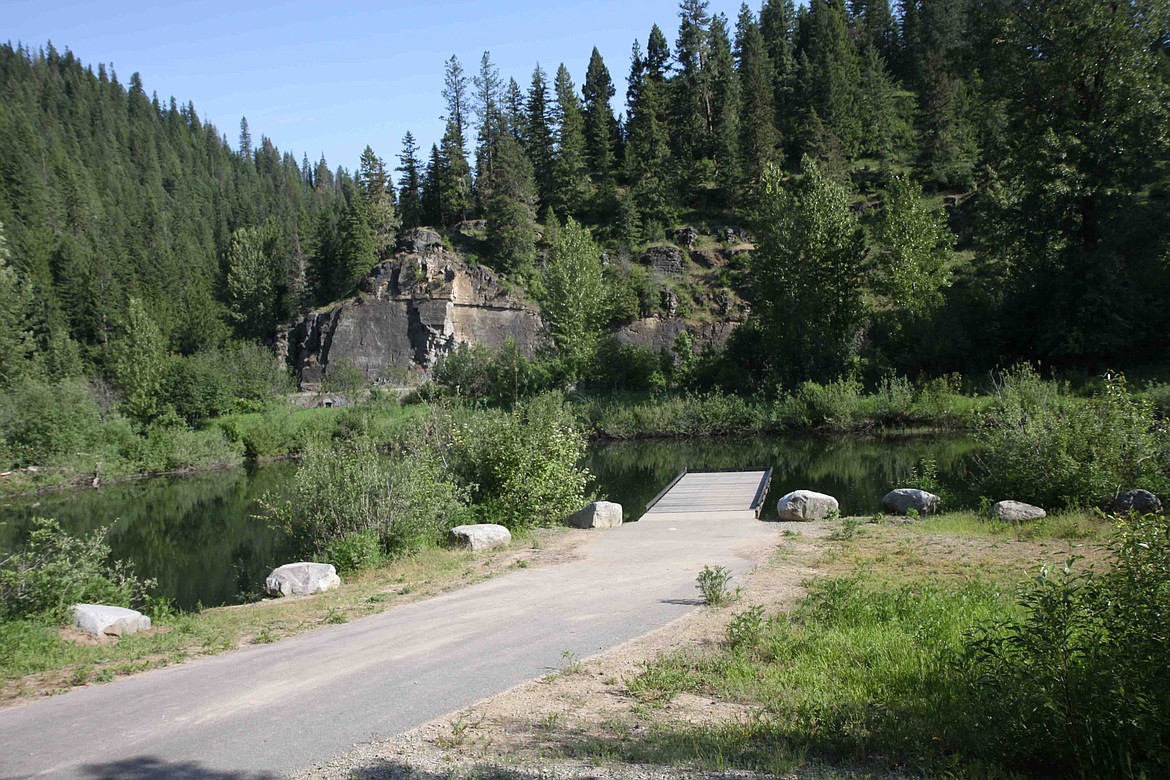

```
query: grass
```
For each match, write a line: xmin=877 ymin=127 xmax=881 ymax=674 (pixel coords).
xmin=610 ymin=510 xmax=1116 ymax=776
xmin=0 ymin=528 xmax=568 ymax=704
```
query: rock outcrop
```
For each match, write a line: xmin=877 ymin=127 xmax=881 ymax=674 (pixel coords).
xmin=641 ymin=245 xmax=685 ymax=275
xmin=264 ymin=562 xmax=341 ymax=597
xmin=565 ymin=501 xmax=624 ymax=529
xmin=776 ymin=490 xmax=839 ymax=521
xmin=71 ymin=604 xmax=152 ymax=637
xmin=449 ymin=524 xmax=512 ymax=551
xmin=882 ymin=488 xmax=941 ymax=516
xmin=283 ymin=239 xmax=544 ymax=389
xmin=614 ymin=318 xmax=739 ymax=353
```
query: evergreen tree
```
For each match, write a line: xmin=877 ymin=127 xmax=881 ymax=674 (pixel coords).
xmin=795 ymin=0 xmax=863 ymax=160
xmin=336 ymin=198 xmax=376 ymax=293
xmin=708 ymin=13 xmax=740 ymax=199
xmin=735 ymin=5 xmax=778 ymax=190
xmin=750 ymin=159 xmax=867 ymax=382
xmin=357 ymin=145 xmax=400 ymax=259
xmin=551 ymin=64 xmax=590 ymax=217
xmin=673 ymin=0 xmax=715 ymax=184
xmin=0 ymin=222 xmax=38 ymax=385
xmin=421 ymin=143 xmax=443 ymax=226
xmin=504 ymin=77 xmax=525 ymax=140
xmin=485 ymin=133 xmax=538 ymax=274
xmin=439 ymin=55 xmax=473 ymax=224
xmin=582 ymin=47 xmax=617 ymax=186
xmin=473 ymin=51 xmax=504 ymax=212
xmin=524 ymin=65 xmax=556 ymax=211
xmin=238 ymin=116 xmax=252 ymax=159
xmin=759 ymin=0 xmax=797 ymax=147
xmin=856 ymin=45 xmax=914 ymax=164
xmin=396 ymin=131 xmax=424 ymax=228
xmin=625 ymin=68 xmax=676 ymax=237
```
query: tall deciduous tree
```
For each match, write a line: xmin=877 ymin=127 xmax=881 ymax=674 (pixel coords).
xmin=876 ymin=175 xmax=953 ymax=316
xmin=226 ymin=225 xmax=278 ymax=340
xmin=750 ymin=159 xmax=867 ymax=382
xmin=539 ymin=216 xmax=607 ymax=376
xmin=110 ymin=297 xmax=170 ymax=424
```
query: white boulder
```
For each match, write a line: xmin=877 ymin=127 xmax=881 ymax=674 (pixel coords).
xmin=991 ymin=500 xmax=1047 ymax=522
xmin=449 ymin=524 xmax=512 ymax=551
xmin=882 ymin=488 xmax=941 ymax=516
xmin=71 ymin=604 xmax=151 ymax=637
xmin=565 ymin=501 xmax=623 ymax=529
xmin=776 ymin=490 xmax=839 ymax=521
xmin=264 ymin=562 xmax=341 ymax=597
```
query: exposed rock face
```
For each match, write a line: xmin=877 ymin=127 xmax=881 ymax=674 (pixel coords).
xmin=641 ymin=245 xmax=685 ymax=274
xmin=882 ymin=488 xmax=941 ymax=516
xmin=565 ymin=501 xmax=623 ymax=529
xmin=1110 ymin=489 xmax=1163 ymax=515
xmin=264 ymin=562 xmax=341 ymax=597
xmin=776 ymin=490 xmax=839 ymax=521
xmin=614 ymin=318 xmax=739 ymax=354
xmin=71 ymin=604 xmax=152 ymax=637
xmin=991 ymin=500 xmax=1047 ymax=522
xmin=674 ymin=226 xmax=699 ymax=248
xmin=283 ymin=241 xmax=544 ymax=389
xmin=449 ymin=524 xmax=512 ymax=551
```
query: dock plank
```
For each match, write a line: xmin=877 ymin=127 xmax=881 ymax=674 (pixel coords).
xmin=643 ymin=470 xmax=770 ymax=517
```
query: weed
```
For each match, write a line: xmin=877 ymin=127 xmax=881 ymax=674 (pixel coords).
xmin=725 ymin=605 xmax=766 ymax=652
xmin=828 ymin=516 xmax=862 ymax=541
xmin=558 ymin=649 xmax=584 ymax=676
xmin=323 ymin=608 xmax=347 ymax=625
xmin=252 ymin=627 xmax=277 ymax=644
xmin=696 ymin=565 xmax=736 ymax=606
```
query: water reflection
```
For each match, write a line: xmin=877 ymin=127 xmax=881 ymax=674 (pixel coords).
xmin=0 ymin=434 xmax=979 ymax=610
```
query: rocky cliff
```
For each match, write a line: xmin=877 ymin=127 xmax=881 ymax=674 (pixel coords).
xmin=280 ymin=227 xmax=750 ymax=390
xmin=281 ymin=229 xmax=545 ymax=389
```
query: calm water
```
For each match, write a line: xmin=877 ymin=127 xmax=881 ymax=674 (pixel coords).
xmin=0 ymin=434 xmax=979 ymax=610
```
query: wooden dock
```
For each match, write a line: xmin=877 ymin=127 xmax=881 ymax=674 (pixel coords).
xmin=642 ymin=469 xmax=772 ymax=518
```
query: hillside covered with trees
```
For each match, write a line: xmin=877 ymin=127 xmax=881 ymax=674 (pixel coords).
xmin=2 ymin=0 xmax=1169 ymax=428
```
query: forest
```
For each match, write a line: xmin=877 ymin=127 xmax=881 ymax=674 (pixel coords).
xmin=1 ymin=0 xmax=1169 ymax=433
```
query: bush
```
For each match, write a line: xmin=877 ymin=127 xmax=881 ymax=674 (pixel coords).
xmin=0 ymin=377 xmax=104 ymax=467
xmin=962 ymin=512 xmax=1170 ymax=776
xmin=444 ymin=392 xmax=592 ymax=529
xmin=0 ymin=518 xmax=153 ymax=622
xmin=588 ymin=337 xmax=663 ymax=393
xmin=783 ymin=378 xmax=865 ymax=429
xmin=261 ymin=435 xmax=469 ymax=566
xmin=974 ymin=367 xmax=1169 ymax=508
xmin=430 ymin=340 xmax=561 ymax=405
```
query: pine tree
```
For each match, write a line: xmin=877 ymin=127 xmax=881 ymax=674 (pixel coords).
xmin=551 ymin=64 xmax=590 ymax=217
xmin=0 ymin=222 xmax=38 ymax=386
xmin=357 ymin=145 xmax=400 ymax=259
xmin=795 ymin=0 xmax=863 ymax=160
xmin=582 ymin=48 xmax=617 ymax=186
xmin=439 ymin=55 xmax=473 ymax=224
xmin=856 ymin=45 xmax=914 ymax=164
xmin=525 ymin=65 xmax=556 ymax=211
xmin=735 ymin=4 xmax=779 ymax=190
xmin=421 ymin=143 xmax=443 ymax=226
xmin=625 ymin=69 xmax=676 ymax=236
xmin=226 ymin=225 xmax=278 ymax=340
xmin=673 ymin=0 xmax=715 ymax=182
xmin=485 ymin=133 xmax=538 ymax=274
xmin=238 ymin=116 xmax=252 ymax=160
xmin=708 ymin=13 xmax=740 ymax=200
xmin=473 ymin=51 xmax=504 ymax=212
xmin=336 ymin=198 xmax=376 ymax=292
xmin=396 ymin=131 xmax=424 ymax=228
xmin=759 ymin=0 xmax=797 ymax=146
xmin=504 ymin=77 xmax=525 ymax=140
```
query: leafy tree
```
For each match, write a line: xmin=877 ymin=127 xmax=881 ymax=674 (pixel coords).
xmin=875 ymin=175 xmax=953 ymax=316
xmin=551 ymin=64 xmax=591 ymax=217
xmin=226 ymin=225 xmax=278 ymax=340
xmin=485 ymin=133 xmax=538 ymax=274
xmin=539 ymin=216 xmax=608 ymax=375
xmin=396 ymin=131 xmax=424 ymax=228
xmin=110 ymin=298 xmax=171 ymax=425
xmin=750 ymin=159 xmax=868 ymax=382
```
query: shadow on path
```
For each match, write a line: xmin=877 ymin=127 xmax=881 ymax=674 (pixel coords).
xmin=77 ymin=757 xmax=279 ymax=780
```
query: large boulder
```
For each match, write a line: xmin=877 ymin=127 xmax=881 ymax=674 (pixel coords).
xmin=674 ymin=226 xmax=700 ymax=248
xmin=449 ymin=524 xmax=512 ymax=551
xmin=641 ymin=245 xmax=685 ymax=275
xmin=991 ymin=500 xmax=1047 ymax=522
xmin=1110 ymin=489 xmax=1163 ymax=515
xmin=71 ymin=604 xmax=151 ymax=638
xmin=776 ymin=490 xmax=839 ymax=522
xmin=882 ymin=488 xmax=941 ymax=516
xmin=264 ymin=562 xmax=341 ymax=597
xmin=566 ymin=501 xmax=623 ymax=529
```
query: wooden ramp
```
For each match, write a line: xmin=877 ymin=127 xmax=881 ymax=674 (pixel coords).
xmin=643 ymin=469 xmax=772 ymax=518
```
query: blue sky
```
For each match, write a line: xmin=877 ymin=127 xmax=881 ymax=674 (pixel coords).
xmin=8 ymin=0 xmax=751 ymax=173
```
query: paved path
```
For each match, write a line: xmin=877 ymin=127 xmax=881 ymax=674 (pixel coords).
xmin=0 ymin=501 xmax=775 ymax=779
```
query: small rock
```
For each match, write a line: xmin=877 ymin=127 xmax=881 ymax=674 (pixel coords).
xmin=882 ymin=488 xmax=941 ymax=516
xmin=776 ymin=490 xmax=839 ymax=521
xmin=1110 ymin=489 xmax=1163 ymax=515
xmin=449 ymin=524 xmax=512 ymax=551
xmin=264 ymin=562 xmax=342 ymax=597
xmin=661 ymin=288 xmax=679 ymax=316
xmin=71 ymin=604 xmax=151 ymax=637
xmin=991 ymin=500 xmax=1047 ymax=522
xmin=565 ymin=501 xmax=623 ymax=529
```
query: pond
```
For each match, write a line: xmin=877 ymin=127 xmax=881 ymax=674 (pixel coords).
xmin=0 ymin=434 xmax=980 ymax=611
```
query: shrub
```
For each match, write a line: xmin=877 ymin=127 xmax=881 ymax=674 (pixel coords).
xmin=261 ymin=435 xmax=469 ymax=566
xmin=974 ymin=367 xmax=1169 ymax=508
xmin=696 ymin=564 xmax=735 ymax=606
xmin=962 ymin=512 xmax=1170 ymax=776
xmin=0 ymin=518 xmax=153 ymax=622
xmin=444 ymin=392 xmax=592 ymax=529
xmin=784 ymin=378 xmax=865 ymax=429
xmin=0 ymin=377 xmax=104 ymax=467
xmin=430 ymin=340 xmax=561 ymax=405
